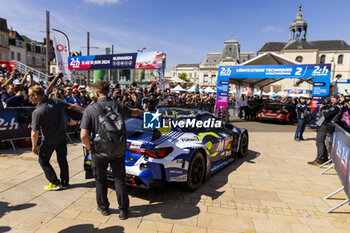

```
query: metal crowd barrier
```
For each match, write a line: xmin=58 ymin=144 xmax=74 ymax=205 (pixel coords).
xmin=322 ymin=123 xmax=350 ymax=213
xmin=0 ymin=107 xmax=76 ymax=152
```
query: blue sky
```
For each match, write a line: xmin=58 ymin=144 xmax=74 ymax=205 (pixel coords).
xmin=1 ymin=0 xmax=349 ymax=70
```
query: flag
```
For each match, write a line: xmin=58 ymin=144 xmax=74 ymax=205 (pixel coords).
xmin=52 ymin=29 xmax=70 ymax=81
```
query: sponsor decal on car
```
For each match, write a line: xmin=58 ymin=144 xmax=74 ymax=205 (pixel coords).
xmin=144 ymin=111 xmax=222 ymax=129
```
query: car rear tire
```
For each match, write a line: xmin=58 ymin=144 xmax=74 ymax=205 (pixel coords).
xmin=238 ymin=133 xmax=248 ymax=158
xmin=185 ymin=151 xmax=205 ymax=191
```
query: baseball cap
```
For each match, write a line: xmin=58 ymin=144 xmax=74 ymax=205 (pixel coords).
xmin=331 ymin=94 xmax=340 ymax=99
xmin=13 ymin=79 xmax=21 ymax=85
xmin=72 ymin=83 xmax=79 ymax=88
xmin=151 ymin=81 xmax=156 ymax=85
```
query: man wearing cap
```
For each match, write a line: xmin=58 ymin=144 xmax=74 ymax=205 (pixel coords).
xmin=0 ymin=64 xmax=8 ymax=74
xmin=67 ymin=89 xmax=84 ymax=107
xmin=308 ymin=94 xmax=343 ymax=166
xmin=294 ymin=97 xmax=308 ymax=141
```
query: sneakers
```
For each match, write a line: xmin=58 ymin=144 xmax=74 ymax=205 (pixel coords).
xmin=97 ymin=206 xmax=111 ymax=216
xmin=307 ymin=161 xmax=322 ymax=166
xmin=61 ymin=181 xmax=69 ymax=190
xmin=119 ymin=210 xmax=129 ymax=220
xmin=294 ymin=138 xmax=300 ymax=142
xmin=322 ymin=160 xmax=332 ymax=165
xmin=43 ymin=183 xmax=61 ymax=191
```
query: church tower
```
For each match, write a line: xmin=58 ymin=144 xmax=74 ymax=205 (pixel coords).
xmin=289 ymin=4 xmax=308 ymax=41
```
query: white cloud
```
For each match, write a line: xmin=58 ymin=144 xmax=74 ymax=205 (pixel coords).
xmin=84 ymin=0 xmax=122 ymax=5
xmin=262 ymin=26 xmax=283 ymax=32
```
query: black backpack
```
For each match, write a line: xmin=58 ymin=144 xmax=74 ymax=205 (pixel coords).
xmin=92 ymin=102 xmax=127 ymax=159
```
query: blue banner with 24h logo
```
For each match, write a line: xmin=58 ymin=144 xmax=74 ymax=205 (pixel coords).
xmin=215 ymin=64 xmax=331 ymax=127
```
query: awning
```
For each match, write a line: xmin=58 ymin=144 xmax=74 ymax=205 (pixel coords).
xmin=229 ymin=52 xmax=298 ymax=88
xmin=170 ymin=84 xmax=187 ymax=92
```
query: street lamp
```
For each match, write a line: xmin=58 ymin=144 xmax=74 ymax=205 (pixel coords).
xmin=137 ymin=47 xmax=147 ymax=52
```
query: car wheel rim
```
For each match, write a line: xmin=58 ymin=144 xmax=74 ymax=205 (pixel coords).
xmin=191 ymin=157 xmax=204 ymax=185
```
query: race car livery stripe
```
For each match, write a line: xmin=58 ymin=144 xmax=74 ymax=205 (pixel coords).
xmin=197 ymin=132 xmax=220 ymax=140
xmin=153 ymin=131 xmax=184 ymax=145
xmin=226 ymin=140 xmax=232 ymax=152
xmin=157 ymin=127 xmax=171 ymax=135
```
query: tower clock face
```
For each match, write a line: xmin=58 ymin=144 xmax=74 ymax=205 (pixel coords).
xmin=295 ymin=56 xmax=303 ymax=62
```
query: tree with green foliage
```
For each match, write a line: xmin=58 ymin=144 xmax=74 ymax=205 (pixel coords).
xmin=178 ymin=73 xmax=189 ymax=82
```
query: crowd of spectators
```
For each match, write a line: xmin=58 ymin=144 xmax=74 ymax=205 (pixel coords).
xmin=0 ymin=68 xmax=218 ymax=113
xmin=0 ymin=64 xmax=349 ymax=133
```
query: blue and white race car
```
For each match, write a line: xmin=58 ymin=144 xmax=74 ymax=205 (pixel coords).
xmin=83 ymin=107 xmax=249 ymax=191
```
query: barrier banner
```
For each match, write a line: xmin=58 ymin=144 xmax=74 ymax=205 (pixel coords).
xmin=0 ymin=107 xmax=34 ymax=140
xmin=329 ymin=123 xmax=350 ymax=198
xmin=0 ymin=107 xmax=82 ymax=141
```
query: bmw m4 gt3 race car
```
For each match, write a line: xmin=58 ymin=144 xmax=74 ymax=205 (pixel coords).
xmin=83 ymin=107 xmax=248 ymax=191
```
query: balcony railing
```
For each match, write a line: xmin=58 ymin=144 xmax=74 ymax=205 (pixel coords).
xmin=12 ymin=60 xmax=50 ymax=83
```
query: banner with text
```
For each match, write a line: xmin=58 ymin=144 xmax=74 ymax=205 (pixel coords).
xmin=0 ymin=107 xmax=81 ymax=141
xmin=52 ymin=29 xmax=70 ymax=81
xmin=215 ymin=64 xmax=331 ymax=124
xmin=0 ymin=107 xmax=33 ymax=140
xmin=68 ymin=51 xmax=164 ymax=70
xmin=328 ymin=124 xmax=350 ymax=199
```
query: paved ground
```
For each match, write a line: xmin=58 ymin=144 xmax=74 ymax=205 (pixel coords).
xmin=0 ymin=120 xmax=350 ymax=233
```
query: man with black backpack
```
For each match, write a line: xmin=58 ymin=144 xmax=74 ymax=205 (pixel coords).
xmin=80 ymin=80 xmax=142 ymax=220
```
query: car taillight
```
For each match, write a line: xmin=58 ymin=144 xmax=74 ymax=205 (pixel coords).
xmin=128 ymin=147 xmax=174 ymax=159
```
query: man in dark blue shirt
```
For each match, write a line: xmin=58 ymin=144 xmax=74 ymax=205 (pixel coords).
xmin=1 ymin=84 xmax=26 ymax=107
xmin=294 ymin=97 xmax=308 ymax=141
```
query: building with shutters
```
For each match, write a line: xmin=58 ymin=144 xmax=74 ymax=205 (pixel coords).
xmin=171 ymin=40 xmax=254 ymax=88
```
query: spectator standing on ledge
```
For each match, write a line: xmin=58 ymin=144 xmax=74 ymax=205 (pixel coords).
xmin=308 ymin=94 xmax=342 ymax=166
xmin=80 ymin=80 xmax=142 ymax=219
xmin=29 ymin=85 xmax=84 ymax=190
xmin=294 ymin=97 xmax=308 ymax=141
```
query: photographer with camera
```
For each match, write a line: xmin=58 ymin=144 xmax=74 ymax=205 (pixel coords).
xmin=0 ymin=69 xmax=31 ymax=108
xmin=308 ymin=94 xmax=343 ymax=166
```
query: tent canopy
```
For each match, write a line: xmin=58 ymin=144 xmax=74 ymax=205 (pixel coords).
xmin=170 ymin=84 xmax=187 ymax=92
xmin=228 ymin=52 xmax=298 ymax=88
xmin=204 ymin=87 xmax=216 ymax=93
xmin=187 ymin=85 xmax=203 ymax=93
